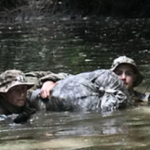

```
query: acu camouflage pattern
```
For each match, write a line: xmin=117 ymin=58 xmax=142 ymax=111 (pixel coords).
xmin=110 ymin=56 xmax=144 ymax=87
xmin=0 ymin=70 xmax=34 ymax=93
xmin=110 ymin=56 xmax=150 ymax=102
xmin=132 ymin=90 xmax=150 ymax=103
xmin=0 ymin=70 xmax=69 ymax=122
xmin=25 ymin=71 xmax=70 ymax=83
xmin=25 ymin=71 xmax=70 ymax=99
xmin=30 ymin=69 xmax=131 ymax=113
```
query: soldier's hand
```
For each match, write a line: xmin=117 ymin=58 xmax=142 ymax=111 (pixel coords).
xmin=40 ymin=81 xmax=57 ymax=98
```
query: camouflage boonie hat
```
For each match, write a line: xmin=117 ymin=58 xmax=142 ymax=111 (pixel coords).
xmin=0 ymin=70 xmax=34 ymax=93
xmin=110 ymin=56 xmax=144 ymax=87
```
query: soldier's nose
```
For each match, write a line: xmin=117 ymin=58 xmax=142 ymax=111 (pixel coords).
xmin=121 ymin=73 xmax=126 ymax=79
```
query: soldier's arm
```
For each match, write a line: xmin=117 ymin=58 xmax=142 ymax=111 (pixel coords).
xmin=25 ymin=71 xmax=70 ymax=87
xmin=133 ymin=90 xmax=150 ymax=103
xmin=146 ymin=93 xmax=150 ymax=102
xmin=26 ymin=71 xmax=71 ymax=99
xmin=25 ymin=71 xmax=70 ymax=83
xmin=139 ymin=92 xmax=150 ymax=103
xmin=25 ymin=71 xmax=53 ymax=89
xmin=40 ymin=81 xmax=58 ymax=98
xmin=25 ymin=71 xmax=53 ymax=78
xmin=40 ymin=72 xmax=70 ymax=83
xmin=39 ymin=72 xmax=71 ymax=98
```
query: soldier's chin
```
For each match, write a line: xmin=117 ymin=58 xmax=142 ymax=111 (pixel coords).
xmin=124 ymin=84 xmax=129 ymax=89
xmin=17 ymin=100 xmax=26 ymax=107
xmin=125 ymin=86 xmax=132 ymax=92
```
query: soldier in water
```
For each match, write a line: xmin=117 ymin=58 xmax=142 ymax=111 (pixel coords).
xmin=32 ymin=56 xmax=150 ymax=110
xmin=2 ymin=56 xmax=146 ymax=123
xmin=110 ymin=56 xmax=150 ymax=103
xmin=0 ymin=69 xmax=130 ymax=123
xmin=30 ymin=69 xmax=131 ymax=112
xmin=0 ymin=70 xmax=69 ymax=123
xmin=0 ymin=70 xmax=36 ymax=123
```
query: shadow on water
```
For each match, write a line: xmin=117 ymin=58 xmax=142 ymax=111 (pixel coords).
xmin=1 ymin=107 xmax=150 ymax=149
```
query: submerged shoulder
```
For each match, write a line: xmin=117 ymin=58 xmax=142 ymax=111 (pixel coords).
xmin=132 ymin=90 xmax=150 ymax=102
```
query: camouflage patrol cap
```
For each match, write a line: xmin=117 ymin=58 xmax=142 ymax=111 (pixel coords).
xmin=110 ymin=56 xmax=144 ymax=87
xmin=0 ymin=70 xmax=34 ymax=93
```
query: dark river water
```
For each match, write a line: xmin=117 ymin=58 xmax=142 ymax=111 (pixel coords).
xmin=1 ymin=107 xmax=150 ymax=150
xmin=0 ymin=15 xmax=150 ymax=149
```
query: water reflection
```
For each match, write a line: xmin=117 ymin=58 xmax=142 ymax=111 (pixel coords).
xmin=1 ymin=17 xmax=150 ymax=89
xmin=1 ymin=107 xmax=150 ymax=150
xmin=1 ymin=16 xmax=150 ymax=149
xmin=1 ymin=17 xmax=150 ymax=73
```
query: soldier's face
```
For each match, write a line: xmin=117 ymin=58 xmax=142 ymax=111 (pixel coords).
xmin=114 ymin=64 xmax=136 ymax=91
xmin=5 ymin=85 xmax=27 ymax=107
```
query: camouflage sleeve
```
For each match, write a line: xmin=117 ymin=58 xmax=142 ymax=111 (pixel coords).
xmin=145 ymin=93 xmax=150 ymax=102
xmin=40 ymin=72 xmax=71 ymax=83
xmin=133 ymin=90 xmax=150 ymax=102
xmin=25 ymin=71 xmax=56 ymax=97
xmin=25 ymin=71 xmax=53 ymax=78
xmin=25 ymin=71 xmax=52 ymax=90
xmin=25 ymin=71 xmax=70 ymax=83
xmin=25 ymin=71 xmax=71 ymax=91
xmin=26 ymin=71 xmax=71 ymax=101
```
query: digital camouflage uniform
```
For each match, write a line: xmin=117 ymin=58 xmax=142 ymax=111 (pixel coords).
xmin=30 ymin=69 xmax=131 ymax=113
xmin=111 ymin=56 xmax=150 ymax=103
xmin=0 ymin=70 xmax=69 ymax=123
xmin=25 ymin=71 xmax=70 ymax=99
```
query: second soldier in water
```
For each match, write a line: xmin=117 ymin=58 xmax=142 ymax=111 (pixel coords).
xmin=110 ymin=56 xmax=150 ymax=103
xmin=30 ymin=69 xmax=131 ymax=112
xmin=0 ymin=70 xmax=69 ymax=123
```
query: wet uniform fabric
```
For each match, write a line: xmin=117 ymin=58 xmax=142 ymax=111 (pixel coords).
xmin=30 ymin=69 xmax=131 ymax=113
xmin=0 ymin=70 xmax=68 ymax=123
xmin=132 ymin=90 xmax=150 ymax=104
xmin=25 ymin=71 xmax=70 ymax=99
xmin=110 ymin=56 xmax=150 ymax=103
xmin=0 ymin=69 xmax=148 ymax=123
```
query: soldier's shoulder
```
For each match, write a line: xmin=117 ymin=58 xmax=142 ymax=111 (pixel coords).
xmin=132 ymin=90 xmax=150 ymax=102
